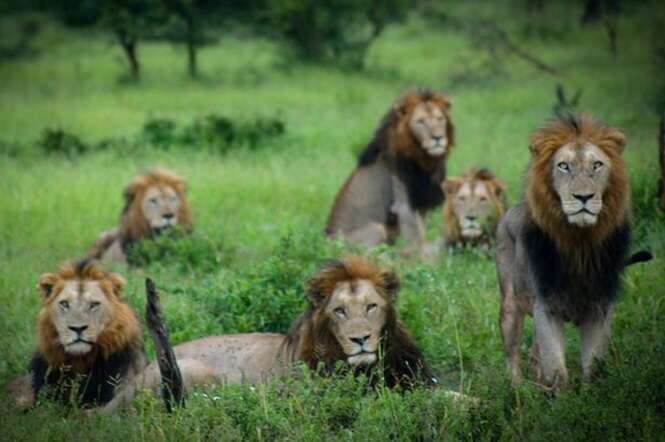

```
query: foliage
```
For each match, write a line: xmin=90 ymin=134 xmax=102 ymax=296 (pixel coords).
xmin=263 ymin=0 xmax=409 ymax=69
xmin=125 ymin=227 xmax=227 ymax=273
xmin=36 ymin=128 xmax=92 ymax=157
xmin=143 ymin=114 xmax=286 ymax=152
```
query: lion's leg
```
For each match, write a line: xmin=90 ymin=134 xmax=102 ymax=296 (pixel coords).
xmin=390 ymin=176 xmax=426 ymax=256
xmin=579 ymin=306 xmax=614 ymax=379
xmin=345 ymin=223 xmax=388 ymax=248
xmin=533 ymin=298 xmax=567 ymax=392
xmin=500 ymin=286 xmax=525 ymax=386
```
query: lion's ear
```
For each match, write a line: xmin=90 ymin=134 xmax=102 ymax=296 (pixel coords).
xmin=380 ymin=270 xmax=400 ymax=301
xmin=108 ymin=273 xmax=126 ymax=296
xmin=122 ymin=177 xmax=146 ymax=209
xmin=492 ymin=178 xmax=507 ymax=198
xmin=37 ymin=273 xmax=58 ymax=299
xmin=305 ymin=275 xmax=326 ymax=306
xmin=442 ymin=179 xmax=460 ymax=196
xmin=603 ymin=128 xmax=626 ymax=152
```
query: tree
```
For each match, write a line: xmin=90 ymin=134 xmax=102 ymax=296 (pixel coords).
xmin=264 ymin=0 xmax=409 ymax=69
xmin=101 ymin=0 xmax=160 ymax=80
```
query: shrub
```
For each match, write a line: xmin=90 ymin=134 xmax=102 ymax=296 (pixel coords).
xmin=36 ymin=128 xmax=92 ymax=157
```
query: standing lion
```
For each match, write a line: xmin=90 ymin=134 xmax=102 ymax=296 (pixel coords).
xmin=326 ymin=90 xmax=455 ymax=256
xmin=496 ymin=114 xmax=649 ymax=392
xmin=87 ymin=168 xmax=193 ymax=264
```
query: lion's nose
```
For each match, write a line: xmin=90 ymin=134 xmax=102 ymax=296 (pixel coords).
xmin=466 ymin=215 xmax=477 ymax=222
xmin=432 ymin=135 xmax=444 ymax=142
xmin=350 ymin=335 xmax=370 ymax=346
xmin=69 ymin=325 xmax=88 ymax=335
xmin=163 ymin=213 xmax=175 ymax=220
xmin=573 ymin=193 xmax=595 ymax=204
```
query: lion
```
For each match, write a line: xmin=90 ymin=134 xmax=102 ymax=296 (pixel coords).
xmin=87 ymin=168 xmax=193 ymax=264
xmin=101 ymin=256 xmax=437 ymax=412
xmin=326 ymin=90 xmax=455 ymax=256
xmin=10 ymin=260 xmax=147 ymax=408
xmin=441 ymin=167 xmax=508 ymax=248
xmin=496 ymin=114 xmax=651 ymax=392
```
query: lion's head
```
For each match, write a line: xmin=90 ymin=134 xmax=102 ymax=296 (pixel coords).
xmin=526 ymin=114 xmax=629 ymax=247
xmin=36 ymin=260 xmax=142 ymax=370
xmin=442 ymin=167 xmax=508 ymax=243
xmin=286 ymin=257 xmax=434 ymax=387
xmin=120 ymin=168 xmax=193 ymax=243
xmin=392 ymin=90 xmax=455 ymax=160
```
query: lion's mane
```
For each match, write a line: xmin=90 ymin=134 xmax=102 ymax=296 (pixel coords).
xmin=283 ymin=257 xmax=436 ymax=388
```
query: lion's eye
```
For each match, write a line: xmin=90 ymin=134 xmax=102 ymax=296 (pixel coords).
xmin=59 ymin=300 xmax=69 ymax=310
xmin=417 ymin=118 xmax=426 ymax=125
xmin=367 ymin=303 xmax=377 ymax=313
xmin=557 ymin=162 xmax=570 ymax=172
xmin=149 ymin=197 xmax=158 ymax=205
xmin=593 ymin=161 xmax=604 ymax=171
xmin=170 ymin=196 xmax=177 ymax=203
xmin=479 ymin=196 xmax=488 ymax=203
xmin=333 ymin=307 xmax=346 ymax=317
xmin=89 ymin=302 xmax=100 ymax=311
xmin=457 ymin=196 xmax=466 ymax=202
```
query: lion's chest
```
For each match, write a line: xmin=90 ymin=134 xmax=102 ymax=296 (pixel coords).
xmin=522 ymin=223 xmax=630 ymax=323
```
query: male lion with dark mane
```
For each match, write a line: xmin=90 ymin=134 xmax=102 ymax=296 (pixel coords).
xmin=101 ymin=256 xmax=437 ymax=411
xmin=441 ymin=167 xmax=508 ymax=248
xmin=88 ymin=168 xmax=193 ymax=264
xmin=496 ymin=114 xmax=651 ymax=392
xmin=326 ymin=90 xmax=455 ymax=256
xmin=7 ymin=260 xmax=147 ymax=408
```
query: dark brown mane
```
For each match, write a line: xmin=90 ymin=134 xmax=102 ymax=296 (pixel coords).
xmin=358 ymin=89 xmax=455 ymax=173
xmin=283 ymin=257 xmax=436 ymax=388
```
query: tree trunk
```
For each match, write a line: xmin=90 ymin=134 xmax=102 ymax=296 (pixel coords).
xmin=187 ymin=37 xmax=197 ymax=78
xmin=145 ymin=278 xmax=186 ymax=412
xmin=659 ymin=117 xmax=665 ymax=210
xmin=582 ymin=0 xmax=602 ymax=25
xmin=120 ymin=39 xmax=140 ymax=80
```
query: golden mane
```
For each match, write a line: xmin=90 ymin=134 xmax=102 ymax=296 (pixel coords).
xmin=358 ymin=89 xmax=455 ymax=173
xmin=284 ymin=256 xmax=435 ymax=387
xmin=120 ymin=168 xmax=193 ymax=243
xmin=442 ymin=167 xmax=508 ymax=245
xmin=36 ymin=260 xmax=143 ymax=372
xmin=526 ymin=114 xmax=630 ymax=268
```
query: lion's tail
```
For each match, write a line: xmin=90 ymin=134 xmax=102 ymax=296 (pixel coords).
xmin=625 ymin=250 xmax=653 ymax=267
xmin=145 ymin=278 xmax=186 ymax=412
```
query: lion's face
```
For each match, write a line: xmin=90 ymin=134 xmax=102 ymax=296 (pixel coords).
xmin=37 ymin=262 xmax=140 ymax=366
xmin=120 ymin=169 xmax=193 ymax=243
xmin=408 ymin=101 xmax=450 ymax=157
xmin=325 ymin=279 xmax=387 ymax=366
xmin=444 ymin=175 xmax=505 ymax=239
xmin=551 ymin=143 xmax=611 ymax=227
xmin=140 ymin=185 xmax=181 ymax=233
xmin=46 ymin=280 xmax=115 ymax=355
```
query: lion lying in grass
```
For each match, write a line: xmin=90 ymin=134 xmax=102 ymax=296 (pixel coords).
xmin=87 ymin=168 xmax=193 ymax=264
xmin=8 ymin=257 xmax=449 ymax=412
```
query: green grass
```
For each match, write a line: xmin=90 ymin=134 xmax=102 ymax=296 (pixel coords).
xmin=1 ymin=2 xmax=664 ymax=440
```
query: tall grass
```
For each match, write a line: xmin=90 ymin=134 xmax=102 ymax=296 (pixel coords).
xmin=0 ymin=2 xmax=663 ymax=440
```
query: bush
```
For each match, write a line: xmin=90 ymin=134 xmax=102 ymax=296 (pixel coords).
xmin=142 ymin=114 xmax=286 ymax=153
xmin=125 ymin=227 xmax=227 ymax=273
xmin=36 ymin=128 xmax=92 ymax=157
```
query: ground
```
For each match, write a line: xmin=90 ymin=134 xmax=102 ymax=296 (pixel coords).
xmin=0 ymin=2 xmax=664 ymax=440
